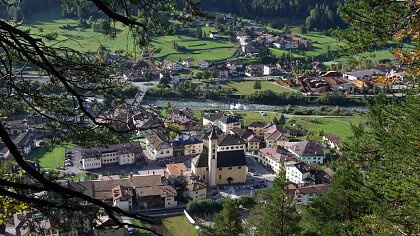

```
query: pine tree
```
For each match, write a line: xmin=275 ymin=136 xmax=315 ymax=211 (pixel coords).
xmin=256 ymin=169 xmax=301 ymax=236
xmin=213 ymin=200 xmax=243 ymax=236
xmin=305 ymin=96 xmax=420 ymax=235
xmin=254 ymin=81 xmax=262 ymax=90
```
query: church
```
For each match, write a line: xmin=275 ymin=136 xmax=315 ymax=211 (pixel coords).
xmin=191 ymin=126 xmax=248 ymax=186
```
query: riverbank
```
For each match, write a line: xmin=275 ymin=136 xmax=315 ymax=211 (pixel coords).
xmin=142 ymin=97 xmax=368 ymax=112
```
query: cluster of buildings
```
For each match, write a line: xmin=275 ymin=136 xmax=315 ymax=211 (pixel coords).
xmin=277 ymin=66 xmax=406 ymax=95
xmin=1 ymin=116 xmax=51 ymax=160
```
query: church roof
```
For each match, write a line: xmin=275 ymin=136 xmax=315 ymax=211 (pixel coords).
xmin=192 ymin=148 xmax=247 ymax=168
xmin=217 ymin=134 xmax=246 ymax=146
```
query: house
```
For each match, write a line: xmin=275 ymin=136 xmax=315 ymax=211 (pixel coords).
xmin=287 ymin=140 xmax=325 ymax=164
xmin=112 ymin=185 xmax=134 ymax=211
xmin=264 ymin=124 xmax=290 ymax=147
xmin=202 ymin=112 xmax=224 ymax=127
xmin=236 ymin=34 xmax=250 ymax=46
xmin=218 ymin=115 xmax=241 ymax=133
xmin=285 ymin=161 xmax=317 ymax=184
xmin=145 ymin=134 xmax=173 ymax=161
xmin=170 ymin=72 xmax=181 ymax=84
xmin=26 ymin=115 xmax=50 ymax=132
xmin=257 ymin=146 xmax=293 ymax=173
xmin=191 ymin=127 xmax=248 ymax=186
xmin=170 ymin=134 xmax=204 ymax=157
xmin=182 ymin=57 xmax=194 ymax=68
xmin=13 ymin=212 xmax=87 ymax=236
xmin=0 ymin=146 xmax=10 ymax=160
xmin=263 ymin=64 xmax=277 ymax=75
xmin=245 ymin=64 xmax=263 ymax=77
xmin=130 ymin=111 xmax=165 ymax=137
xmin=288 ymin=183 xmax=329 ymax=205
xmin=343 ymin=68 xmax=386 ymax=81
xmin=13 ymin=131 xmax=38 ymax=155
xmin=125 ymin=60 xmax=159 ymax=81
xmin=69 ymin=175 xmax=177 ymax=210
xmin=163 ymin=61 xmax=182 ymax=71
xmin=93 ymin=215 xmax=128 ymax=236
xmin=323 ymin=134 xmax=342 ymax=150
xmin=198 ymin=60 xmax=209 ymax=69
xmin=4 ymin=120 xmax=27 ymax=136
xmin=229 ymin=128 xmax=260 ymax=151
xmin=81 ymin=142 xmax=142 ymax=170
xmin=226 ymin=60 xmax=244 ymax=72
xmin=186 ymin=181 xmax=207 ymax=200
xmin=164 ymin=111 xmax=196 ymax=131
xmin=166 ymin=163 xmax=188 ymax=177
xmin=209 ymin=66 xmax=229 ymax=78
xmin=248 ymin=121 xmax=267 ymax=137
xmin=209 ymin=31 xmax=219 ymax=38
xmin=241 ymin=44 xmax=259 ymax=57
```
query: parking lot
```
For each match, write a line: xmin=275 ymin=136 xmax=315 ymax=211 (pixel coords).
xmin=207 ymin=155 xmax=276 ymax=198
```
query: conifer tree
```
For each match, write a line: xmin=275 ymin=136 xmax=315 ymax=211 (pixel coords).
xmin=213 ymin=199 xmax=243 ymax=236
xmin=256 ymin=169 xmax=301 ymax=236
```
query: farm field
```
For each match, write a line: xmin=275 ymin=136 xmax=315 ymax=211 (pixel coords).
xmin=222 ymin=80 xmax=296 ymax=95
xmin=26 ymin=5 xmax=237 ymax=62
xmin=24 ymin=5 xmax=399 ymax=64
xmin=288 ymin=117 xmax=367 ymax=140
xmin=25 ymin=143 xmax=74 ymax=168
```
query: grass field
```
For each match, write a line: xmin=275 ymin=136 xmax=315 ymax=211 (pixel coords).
xmin=132 ymin=215 xmax=198 ymax=236
xmin=234 ymin=111 xmax=280 ymax=126
xmin=26 ymin=5 xmax=237 ymax=61
xmin=163 ymin=215 xmax=199 ymax=236
xmin=288 ymin=117 xmax=367 ymax=140
xmin=25 ymin=5 xmax=399 ymax=64
xmin=25 ymin=143 xmax=74 ymax=168
xmin=222 ymin=80 xmax=295 ymax=95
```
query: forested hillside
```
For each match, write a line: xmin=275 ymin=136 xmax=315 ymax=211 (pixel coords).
xmin=0 ymin=0 xmax=58 ymax=20
xmin=201 ymin=0 xmax=345 ymax=30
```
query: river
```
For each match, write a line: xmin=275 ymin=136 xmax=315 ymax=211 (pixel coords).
xmin=142 ymin=97 xmax=368 ymax=111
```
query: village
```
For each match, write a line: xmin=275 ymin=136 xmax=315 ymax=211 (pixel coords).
xmin=1 ymin=106 xmax=341 ymax=235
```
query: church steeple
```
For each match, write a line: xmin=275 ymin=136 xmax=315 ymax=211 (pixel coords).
xmin=208 ymin=126 xmax=218 ymax=186
xmin=208 ymin=125 xmax=218 ymax=140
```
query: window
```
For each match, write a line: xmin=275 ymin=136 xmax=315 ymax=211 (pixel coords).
xmin=228 ymin=167 xmax=232 ymax=170
xmin=166 ymin=150 xmax=169 ymax=153
xmin=221 ymin=147 xmax=224 ymax=150
xmin=219 ymin=168 xmax=222 ymax=171
xmin=203 ymin=175 xmax=205 ymax=179
xmin=238 ymin=166 xmax=241 ymax=169
xmin=219 ymin=175 xmax=221 ymax=179
xmin=206 ymin=167 xmax=208 ymax=171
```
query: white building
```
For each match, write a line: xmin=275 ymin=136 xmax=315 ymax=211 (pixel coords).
xmin=218 ymin=115 xmax=241 ymax=133
xmin=209 ymin=31 xmax=219 ymax=38
xmin=81 ymin=142 xmax=141 ymax=170
xmin=287 ymin=140 xmax=325 ymax=164
xmin=145 ymin=134 xmax=173 ymax=161
xmin=256 ymin=146 xmax=293 ymax=173
xmin=198 ymin=60 xmax=209 ymax=69
xmin=285 ymin=161 xmax=316 ymax=184
xmin=263 ymin=65 xmax=274 ymax=75
xmin=288 ymin=183 xmax=329 ymax=205
xmin=163 ymin=61 xmax=182 ymax=71
xmin=202 ymin=112 xmax=224 ymax=127
xmin=186 ymin=182 xmax=207 ymax=200
xmin=112 ymin=185 xmax=133 ymax=211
